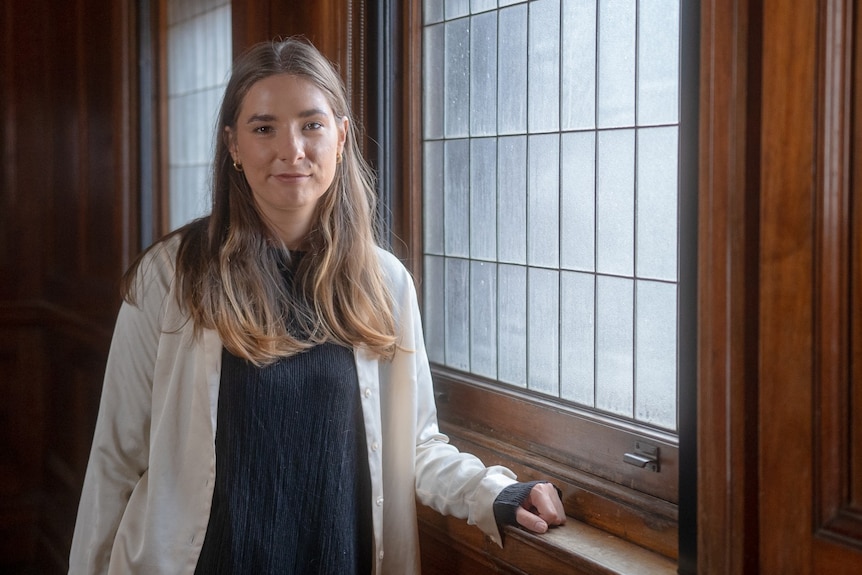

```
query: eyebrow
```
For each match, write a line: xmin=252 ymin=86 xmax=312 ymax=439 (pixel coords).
xmin=245 ymin=108 xmax=330 ymax=124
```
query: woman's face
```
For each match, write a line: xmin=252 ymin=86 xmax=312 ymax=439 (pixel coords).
xmin=226 ymin=73 xmax=347 ymax=247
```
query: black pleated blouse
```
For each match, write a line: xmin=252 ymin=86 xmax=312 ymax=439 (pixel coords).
xmin=195 ymin=259 xmax=372 ymax=575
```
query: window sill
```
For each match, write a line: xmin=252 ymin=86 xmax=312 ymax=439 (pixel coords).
xmin=418 ymin=504 xmax=677 ymax=575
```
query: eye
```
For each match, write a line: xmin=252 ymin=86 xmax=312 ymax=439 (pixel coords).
xmin=304 ymin=121 xmax=324 ymax=130
xmin=253 ymin=125 xmax=273 ymax=134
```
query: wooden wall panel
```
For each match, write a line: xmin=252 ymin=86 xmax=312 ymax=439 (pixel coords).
xmin=700 ymin=0 xmax=862 ymax=572
xmin=0 ymin=0 xmax=135 ymax=571
xmin=812 ymin=0 xmax=862 ymax=569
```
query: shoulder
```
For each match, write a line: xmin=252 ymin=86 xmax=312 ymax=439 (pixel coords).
xmin=126 ymin=233 xmax=183 ymax=304
xmin=374 ymin=247 xmax=414 ymax=294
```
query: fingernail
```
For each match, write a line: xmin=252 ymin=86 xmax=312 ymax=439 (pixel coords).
xmin=535 ymin=520 xmax=548 ymax=532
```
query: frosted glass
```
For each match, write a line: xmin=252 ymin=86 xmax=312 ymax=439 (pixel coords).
xmin=169 ymin=165 xmax=209 ymax=230
xmin=561 ymin=0 xmax=596 ymax=130
xmin=444 ymin=139 xmax=470 ymax=257
xmin=446 ymin=0 xmax=470 ymax=18
xmin=528 ymin=268 xmax=560 ymax=395
xmin=444 ymin=20 xmax=470 ymax=138
xmin=497 ymin=136 xmax=527 ymax=264
xmin=635 ymin=280 xmax=677 ymax=429
xmin=498 ymin=264 xmax=527 ymax=387
xmin=528 ymin=0 xmax=560 ymax=134
xmin=470 ymin=12 xmax=498 ymax=136
xmin=597 ymin=0 xmax=636 ymax=127
xmin=637 ymin=127 xmax=678 ymax=281
xmin=423 ymin=255 xmax=446 ymax=363
xmin=638 ymin=0 xmax=680 ymax=125
xmin=470 ymin=138 xmax=497 ymax=260
xmin=498 ymin=4 xmax=528 ymax=135
xmin=527 ymin=134 xmax=560 ymax=268
xmin=423 ymin=141 xmax=445 ymax=255
xmin=498 ymin=0 xmax=525 ymax=5
xmin=425 ymin=0 xmax=444 ymax=24
xmin=561 ymin=271 xmax=595 ymax=406
xmin=561 ymin=132 xmax=596 ymax=272
xmin=471 ymin=261 xmax=498 ymax=378
xmin=445 ymin=257 xmax=471 ymax=371
xmin=166 ymin=0 xmax=230 ymax=230
xmin=596 ymin=275 xmax=634 ymax=417
xmin=597 ymin=129 xmax=634 ymax=276
xmin=423 ymin=24 xmax=445 ymax=140
xmin=471 ymin=0 xmax=497 ymax=13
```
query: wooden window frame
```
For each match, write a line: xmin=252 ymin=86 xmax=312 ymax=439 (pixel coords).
xmin=380 ymin=0 xmax=700 ymax=569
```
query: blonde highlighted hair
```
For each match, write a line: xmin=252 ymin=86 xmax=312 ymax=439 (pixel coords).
xmin=123 ymin=37 xmax=396 ymax=364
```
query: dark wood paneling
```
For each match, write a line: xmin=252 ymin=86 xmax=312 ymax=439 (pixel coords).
xmin=0 ymin=0 xmax=135 ymax=571
xmin=697 ymin=0 xmax=761 ymax=570
xmin=699 ymin=0 xmax=862 ymax=572
xmin=812 ymin=0 xmax=862 ymax=569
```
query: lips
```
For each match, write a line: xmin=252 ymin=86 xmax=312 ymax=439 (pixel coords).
xmin=273 ymin=172 xmax=310 ymax=183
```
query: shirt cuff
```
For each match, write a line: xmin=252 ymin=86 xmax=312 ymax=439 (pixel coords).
xmin=492 ymin=480 xmax=548 ymax=528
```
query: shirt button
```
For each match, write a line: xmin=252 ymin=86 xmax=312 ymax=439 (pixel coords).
xmin=371 ymin=441 xmax=379 ymax=451
xmin=378 ymin=549 xmax=384 ymax=560
xmin=364 ymin=388 xmax=372 ymax=398
xmin=376 ymin=496 xmax=384 ymax=506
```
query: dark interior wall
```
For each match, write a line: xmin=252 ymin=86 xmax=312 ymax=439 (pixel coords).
xmin=0 ymin=0 xmax=135 ymax=572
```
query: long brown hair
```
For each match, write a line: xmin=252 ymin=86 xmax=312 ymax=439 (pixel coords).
xmin=123 ymin=38 xmax=396 ymax=364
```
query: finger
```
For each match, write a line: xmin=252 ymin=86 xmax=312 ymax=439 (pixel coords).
xmin=528 ymin=484 xmax=567 ymax=525
xmin=515 ymin=506 xmax=549 ymax=533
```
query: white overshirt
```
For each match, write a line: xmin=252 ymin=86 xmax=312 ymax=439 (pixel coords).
xmin=68 ymin=237 xmax=517 ymax=575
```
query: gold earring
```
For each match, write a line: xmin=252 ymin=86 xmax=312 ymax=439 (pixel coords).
xmin=232 ymin=159 xmax=243 ymax=172
xmin=336 ymin=152 xmax=343 ymax=164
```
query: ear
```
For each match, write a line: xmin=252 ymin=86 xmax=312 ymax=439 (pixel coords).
xmin=224 ymin=126 xmax=238 ymax=160
xmin=337 ymin=117 xmax=349 ymax=156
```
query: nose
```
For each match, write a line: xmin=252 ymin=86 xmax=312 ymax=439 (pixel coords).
xmin=278 ymin=129 xmax=304 ymax=163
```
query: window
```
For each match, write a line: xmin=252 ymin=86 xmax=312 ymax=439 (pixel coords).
xmin=165 ymin=0 xmax=232 ymax=230
xmin=414 ymin=0 xmax=696 ymax=560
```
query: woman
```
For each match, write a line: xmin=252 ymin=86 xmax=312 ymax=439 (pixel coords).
xmin=69 ymin=37 xmax=564 ymax=575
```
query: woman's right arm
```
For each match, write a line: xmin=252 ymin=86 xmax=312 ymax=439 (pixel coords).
xmin=68 ymin=246 xmax=173 ymax=574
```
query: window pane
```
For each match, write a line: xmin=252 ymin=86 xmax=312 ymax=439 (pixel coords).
xmin=497 ymin=136 xmax=527 ymax=264
xmin=597 ymin=0 xmax=636 ymax=128
xmin=498 ymin=264 xmax=527 ymax=387
xmin=470 ymin=12 xmax=498 ymax=136
xmin=445 ymin=19 xmax=470 ymax=138
xmin=498 ymin=4 xmax=528 ymax=134
xmin=596 ymin=275 xmax=634 ymax=418
xmin=528 ymin=134 xmax=559 ymax=268
xmin=637 ymin=127 xmax=678 ymax=281
xmin=445 ymin=257 xmax=471 ymax=370
xmin=425 ymin=0 xmax=444 ymax=24
xmin=471 ymin=0 xmax=497 ymax=13
xmin=470 ymin=138 xmax=497 ymax=260
xmin=471 ymin=261 xmax=498 ymax=378
xmin=423 ymin=24 xmax=445 ymax=140
xmin=561 ymin=271 xmax=595 ymax=406
xmin=528 ymin=0 xmax=560 ymax=134
xmin=424 ymin=255 xmax=446 ymax=364
xmin=638 ymin=0 xmax=680 ymax=125
xmin=444 ymin=139 xmax=470 ymax=257
xmin=597 ymin=129 xmax=634 ymax=276
xmin=561 ymin=0 xmax=596 ymax=130
xmin=424 ymin=140 xmax=445 ymax=255
xmin=421 ymin=0 xmax=684 ymax=433
xmin=636 ymin=280 xmax=677 ymax=429
xmin=166 ymin=0 xmax=231 ymax=230
xmin=561 ymin=131 xmax=596 ymax=272
xmin=528 ymin=268 xmax=560 ymax=395
xmin=446 ymin=0 xmax=470 ymax=19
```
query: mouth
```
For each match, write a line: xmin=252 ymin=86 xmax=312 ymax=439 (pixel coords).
xmin=273 ymin=172 xmax=310 ymax=183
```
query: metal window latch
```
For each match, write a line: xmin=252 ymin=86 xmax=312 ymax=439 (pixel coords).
xmin=623 ymin=440 xmax=660 ymax=472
